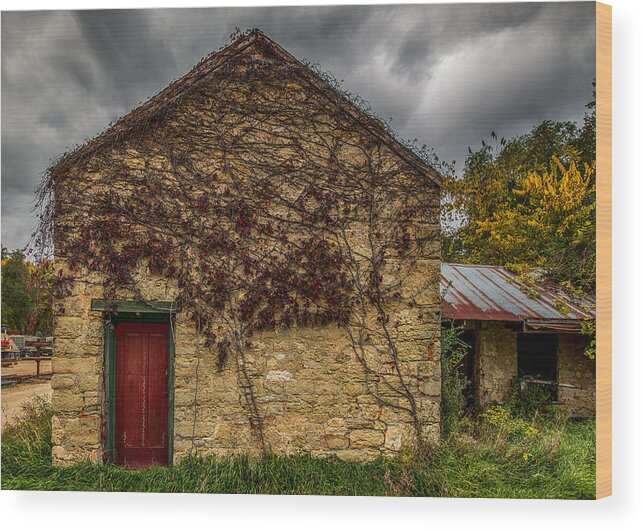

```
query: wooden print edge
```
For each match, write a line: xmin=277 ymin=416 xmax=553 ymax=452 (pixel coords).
xmin=595 ymin=0 xmax=612 ymax=500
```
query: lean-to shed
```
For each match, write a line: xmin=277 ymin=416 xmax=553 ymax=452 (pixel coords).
xmin=441 ymin=263 xmax=595 ymax=417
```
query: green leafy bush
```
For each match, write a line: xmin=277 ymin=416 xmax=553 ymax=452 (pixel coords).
xmin=507 ymin=377 xmax=557 ymax=418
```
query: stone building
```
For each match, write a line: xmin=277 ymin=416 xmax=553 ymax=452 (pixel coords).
xmin=441 ymin=263 xmax=595 ymax=418
xmin=47 ymin=30 xmax=443 ymax=467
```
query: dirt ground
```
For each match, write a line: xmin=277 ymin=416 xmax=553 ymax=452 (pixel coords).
xmin=1 ymin=358 xmax=53 ymax=378
xmin=1 ymin=381 xmax=53 ymax=426
xmin=1 ymin=359 xmax=53 ymax=426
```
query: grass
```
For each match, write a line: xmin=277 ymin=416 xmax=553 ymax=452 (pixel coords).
xmin=1 ymin=399 xmax=596 ymax=498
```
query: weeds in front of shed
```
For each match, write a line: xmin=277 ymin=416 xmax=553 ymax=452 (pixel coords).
xmin=440 ymin=323 xmax=469 ymax=439
xmin=1 ymin=398 xmax=595 ymax=498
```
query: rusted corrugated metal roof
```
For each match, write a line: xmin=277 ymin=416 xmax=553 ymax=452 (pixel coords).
xmin=441 ymin=263 xmax=594 ymax=327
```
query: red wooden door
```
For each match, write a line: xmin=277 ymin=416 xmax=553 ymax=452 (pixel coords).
xmin=115 ymin=322 xmax=169 ymax=467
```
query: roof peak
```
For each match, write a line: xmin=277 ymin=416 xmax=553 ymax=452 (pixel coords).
xmin=50 ymin=28 xmax=441 ymax=186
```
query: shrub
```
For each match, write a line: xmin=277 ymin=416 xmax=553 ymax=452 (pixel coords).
xmin=507 ymin=377 xmax=556 ymax=417
xmin=480 ymin=405 xmax=540 ymax=440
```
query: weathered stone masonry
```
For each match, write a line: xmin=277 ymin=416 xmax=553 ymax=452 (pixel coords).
xmin=476 ymin=322 xmax=595 ymax=417
xmin=51 ymin=259 xmax=441 ymax=465
xmin=477 ymin=322 xmax=517 ymax=407
xmin=557 ymin=333 xmax=595 ymax=418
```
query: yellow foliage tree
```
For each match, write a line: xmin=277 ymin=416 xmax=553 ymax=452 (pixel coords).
xmin=442 ymin=111 xmax=596 ymax=293
xmin=474 ymin=158 xmax=595 ymax=288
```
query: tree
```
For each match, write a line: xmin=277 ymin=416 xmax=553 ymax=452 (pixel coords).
xmin=442 ymin=86 xmax=596 ymax=293
xmin=2 ymin=248 xmax=32 ymax=333
xmin=1 ymin=247 xmax=54 ymax=335
xmin=26 ymin=259 xmax=54 ymax=335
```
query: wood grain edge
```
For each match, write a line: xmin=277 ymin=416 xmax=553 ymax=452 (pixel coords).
xmin=595 ymin=0 xmax=612 ymax=500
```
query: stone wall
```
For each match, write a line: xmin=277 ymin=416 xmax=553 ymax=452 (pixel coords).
xmin=51 ymin=258 xmax=441 ymax=465
xmin=478 ymin=322 xmax=517 ymax=407
xmin=557 ymin=334 xmax=595 ymax=418
xmin=172 ymin=299 xmax=441 ymax=461
xmin=476 ymin=322 xmax=595 ymax=417
xmin=50 ymin=270 xmax=105 ymax=465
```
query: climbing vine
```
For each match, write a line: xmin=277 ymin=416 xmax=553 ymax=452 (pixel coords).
xmin=32 ymin=29 xmax=443 ymax=452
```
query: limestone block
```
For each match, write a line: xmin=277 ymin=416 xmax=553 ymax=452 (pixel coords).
xmin=324 ymin=434 xmax=349 ymax=450
xmin=78 ymin=374 xmax=101 ymax=393
xmin=349 ymin=429 xmax=385 ymax=448
xmin=52 ymin=445 xmax=71 ymax=464
xmin=345 ymin=417 xmax=374 ymax=430
xmin=336 ymin=448 xmax=381 ymax=462
xmin=55 ymin=317 xmax=87 ymax=339
xmin=417 ymin=398 xmax=440 ymax=423
xmin=384 ymin=424 xmax=404 ymax=451
xmin=53 ymin=356 xmax=98 ymax=375
xmin=51 ymin=374 xmax=77 ymax=391
xmin=266 ymin=370 xmax=294 ymax=382
xmin=419 ymin=377 xmax=441 ymax=397
xmin=51 ymin=389 xmax=85 ymax=413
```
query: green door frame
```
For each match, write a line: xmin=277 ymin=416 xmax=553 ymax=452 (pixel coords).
xmin=93 ymin=300 xmax=176 ymax=466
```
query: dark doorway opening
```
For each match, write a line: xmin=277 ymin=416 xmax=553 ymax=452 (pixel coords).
xmin=517 ymin=333 xmax=558 ymax=401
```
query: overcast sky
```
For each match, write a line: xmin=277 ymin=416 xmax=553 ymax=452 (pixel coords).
xmin=1 ymin=2 xmax=596 ymax=251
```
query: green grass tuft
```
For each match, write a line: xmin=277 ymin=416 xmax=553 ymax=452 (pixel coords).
xmin=1 ymin=400 xmax=595 ymax=498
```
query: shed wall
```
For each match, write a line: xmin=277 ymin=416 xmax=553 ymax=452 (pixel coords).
xmin=478 ymin=322 xmax=517 ymax=406
xmin=557 ymin=334 xmax=596 ymax=417
xmin=476 ymin=321 xmax=595 ymax=417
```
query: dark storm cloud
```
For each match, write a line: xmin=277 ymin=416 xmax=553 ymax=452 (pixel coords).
xmin=1 ymin=2 xmax=596 ymax=250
